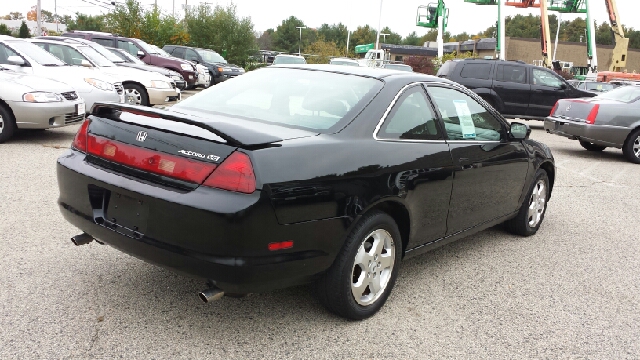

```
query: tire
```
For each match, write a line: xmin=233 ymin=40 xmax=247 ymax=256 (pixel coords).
xmin=123 ymin=84 xmax=149 ymax=106
xmin=316 ymin=210 xmax=402 ymax=320
xmin=622 ymin=128 xmax=640 ymax=164
xmin=0 ymin=104 xmax=16 ymax=144
xmin=504 ymin=169 xmax=550 ymax=236
xmin=579 ymin=139 xmax=606 ymax=152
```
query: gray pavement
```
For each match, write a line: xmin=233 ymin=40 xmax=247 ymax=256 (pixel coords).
xmin=1 ymin=110 xmax=639 ymax=359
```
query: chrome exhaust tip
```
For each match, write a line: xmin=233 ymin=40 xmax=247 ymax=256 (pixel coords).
xmin=71 ymin=233 xmax=94 ymax=246
xmin=199 ymin=286 xmax=225 ymax=303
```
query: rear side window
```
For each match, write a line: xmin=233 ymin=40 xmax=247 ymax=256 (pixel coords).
xmin=496 ymin=64 xmax=527 ymax=84
xmin=459 ymin=63 xmax=492 ymax=80
xmin=117 ymin=40 xmax=139 ymax=56
xmin=378 ymin=85 xmax=441 ymax=140
xmin=173 ymin=48 xmax=186 ymax=59
xmin=436 ymin=61 xmax=456 ymax=78
xmin=93 ymin=38 xmax=113 ymax=47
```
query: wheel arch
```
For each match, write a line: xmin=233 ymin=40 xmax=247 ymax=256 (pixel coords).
xmin=0 ymin=98 xmax=16 ymax=121
xmin=361 ymin=200 xmax=411 ymax=257
xmin=539 ymin=161 xmax=555 ymax=198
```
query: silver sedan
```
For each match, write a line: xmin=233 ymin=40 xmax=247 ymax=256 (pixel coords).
xmin=0 ymin=66 xmax=85 ymax=143
xmin=544 ymin=86 xmax=640 ymax=163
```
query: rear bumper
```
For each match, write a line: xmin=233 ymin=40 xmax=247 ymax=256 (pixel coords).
xmin=56 ymin=150 xmax=346 ymax=293
xmin=544 ymin=116 xmax=629 ymax=148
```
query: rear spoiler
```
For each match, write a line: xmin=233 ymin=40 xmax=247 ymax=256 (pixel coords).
xmin=91 ymin=102 xmax=283 ymax=147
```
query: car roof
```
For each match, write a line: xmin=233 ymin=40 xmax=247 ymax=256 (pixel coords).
xmin=29 ymin=39 xmax=86 ymax=48
xmin=275 ymin=54 xmax=304 ymax=58
xmin=270 ymin=64 xmax=443 ymax=81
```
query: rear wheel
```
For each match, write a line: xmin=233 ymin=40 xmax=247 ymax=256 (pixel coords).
xmin=504 ymin=169 xmax=550 ymax=236
xmin=316 ymin=211 xmax=402 ymax=320
xmin=123 ymin=84 xmax=149 ymax=106
xmin=0 ymin=104 xmax=16 ymax=144
xmin=622 ymin=128 xmax=640 ymax=164
xmin=579 ymin=139 xmax=606 ymax=152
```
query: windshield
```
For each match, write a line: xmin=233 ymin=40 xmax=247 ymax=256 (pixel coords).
xmin=134 ymin=39 xmax=160 ymax=54
xmin=173 ymin=68 xmax=382 ymax=132
xmin=197 ymin=49 xmax=227 ymax=64
xmin=595 ymin=86 xmax=640 ymax=102
xmin=273 ymin=56 xmax=306 ymax=65
xmin=330 ymin=60 xmax=359 ymax=67
xmin=585 ymin=82 xmax=614 ymax=92
xmin=6 ymin=40 xmax=65 ymax=66
xmin=79 ymin=46 xmax=116 ymax=67
xmin=115 ymin=49 xmax=145 ymax=65
xmin=86 ymin=42 xmax=124 ymax=63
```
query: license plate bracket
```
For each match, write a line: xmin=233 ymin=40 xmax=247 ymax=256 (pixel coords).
xmin=106 ymin=192 xmax=149 ymax=236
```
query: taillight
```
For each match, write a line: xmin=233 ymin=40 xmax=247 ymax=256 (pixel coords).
xmin=550 ymin=101 xmax=559 ymax=116
xmin=268 ymin=241 xmax=294 ymax=251
xmin=72 ymin=119 xmax=91 ymax=152
xmin=586 ymin=104 xmax=600 ymax=124
xmin=86 ymin=134 xmax=217 ymax=183
xmin=203 ymin=151 xmax=256 ymax=194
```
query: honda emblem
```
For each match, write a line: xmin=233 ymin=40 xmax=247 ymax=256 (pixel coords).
xmin=136 ymin=131 xmax=148 ymax=142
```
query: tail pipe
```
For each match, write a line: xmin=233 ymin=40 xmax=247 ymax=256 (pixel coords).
xmin=71 ymin=233 xmax=94 ymax=246
xmin=199 ymin=286 xmax=225 ymax=303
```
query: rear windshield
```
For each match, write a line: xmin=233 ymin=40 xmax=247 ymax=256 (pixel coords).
xmin=436 ymin=60 xmax=457 ymax=78
xmin=173 ymin=68 xmax=383 ymax=132
xmin=585 ymin=82 xmax=614 ymax=92
xmin=384 ymin=64 xmax=412 ymax=72
xmin=595 ymin=86 xmax=640 ymax=102
xmin=273 ymin=56 xmax=306 ymax=65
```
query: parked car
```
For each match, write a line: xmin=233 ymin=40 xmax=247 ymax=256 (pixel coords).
xmin=0 ymin=36 xmax=122 ymax=112
xmin=163 ymin=45 xmax=245 ymax=85
xmin=31 ymin=39 xmax=179 ymax=107
xmin=0 ymin=65 xmax=85 ymax=142
xmin=437 ymin=59 xmax=595 ymax=119
xmin=329 ymin=57 xmax=361 ymax=67
xmin=382 ymin=63 xmax=413 ymax=72
xmin=105 ymin=47 xmax=186 ymax=90
xmin=545 ymin=85 xmax=640 ymax=163
xmin=272 ymin=54 xmax=306 ymax=65
xmin=62 ymin=31 xmax=198 ymax=88
xmin=57 ymin=65 xmax=555 ymax=319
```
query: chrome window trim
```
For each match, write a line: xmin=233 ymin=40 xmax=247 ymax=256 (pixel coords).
xmin=373 ymin=82 xmax=421 ymax=141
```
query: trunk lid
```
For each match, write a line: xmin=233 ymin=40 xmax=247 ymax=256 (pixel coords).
xmin=552 ymin=98 xmax=598 ymax=121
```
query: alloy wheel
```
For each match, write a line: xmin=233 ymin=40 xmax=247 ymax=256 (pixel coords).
xmin=124 ymin=88 xmax=142 ymax=105
xmin=634 ymin=135 xmax=640 ymax=159
xmin=528 ymin=179 xmax=547 ymax=227
xmin=351 ymin=229 xmax=395 ymax=306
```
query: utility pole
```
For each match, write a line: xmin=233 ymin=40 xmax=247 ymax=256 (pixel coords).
xmin=55 ymin=0 xmax=58 ymax=32
xmin=36 ymin=0 xmax=42 ymax=37
xmin=346 ymin=27 xmax=350 ymax=56
xmin=498 ymin=0 xmax=505 ymax=60
xmin=375 ymin=0 xmax=383 ymax=49
xmin=296 ymin=26 xmax=306 ymax=55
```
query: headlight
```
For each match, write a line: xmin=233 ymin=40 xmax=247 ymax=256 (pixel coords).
xmin=22 ymin=92 xmax=63 ymax=103
xmin=180 ymin=63 xmax=192 ymax=71
xmin=150 ymin=80 xmax=171 ymax=89
xmin=84 ymin=78 xmax=114 ymax=92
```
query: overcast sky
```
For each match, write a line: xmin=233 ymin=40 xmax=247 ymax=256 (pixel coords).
xmin=5 ymin=0 xmax=639 ymax=38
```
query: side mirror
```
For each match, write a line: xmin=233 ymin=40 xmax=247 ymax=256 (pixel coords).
xmin=510 ymin=122 xmax=530 ymax=140
xmin=7 ymin=56 xmax=25 ymax=66
xmin=80 ymin=59 xmax=93 ymax=67
xmin=560 ymin=83 xmax=568 ymax=90
xmin=137 ymin=50 xmax=145 ymax=58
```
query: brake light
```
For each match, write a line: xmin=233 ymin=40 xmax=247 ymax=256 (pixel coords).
xmin=586 ymin=104 xmax=600 ymax=124
xmin=268 ymin=241 xmax=294 ymax=251
xmin=87 ymin=134 xmax=217 ymax=183
xmin=72 ymin=119 xmax=91 ymax=152
xmin=550 ymin=101 xmax=559 ymax=116
xmin=203 ymin=151 xmax=256 ymax=194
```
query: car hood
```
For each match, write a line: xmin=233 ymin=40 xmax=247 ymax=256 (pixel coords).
xmin=98 ymin=66 xmax=172 ymax=83
xmin=0 ymin=70 xmax=74 ymax=93
xmin=117 ymin=63 xmax=179 ymax=78
xmin=32 ymin=65 xmax=116 ymax=91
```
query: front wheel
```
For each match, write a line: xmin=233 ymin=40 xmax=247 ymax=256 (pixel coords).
xmin=579 ymin=139 xmax=606 ymax=152
xmin=123 ymin=84 xmax=149 ymax=106
xmin=622 ymin=128 xmax=640 ymax=164
xmin=0 ymin=104 xmax=16 ymax=144
xmin=316 ymin=211 xmax=402 ymax=320
xmin=504 ymin=169 xmax=550 ymax=236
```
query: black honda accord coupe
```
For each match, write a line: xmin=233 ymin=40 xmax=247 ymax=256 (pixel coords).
xmin=57 ymin=65 xmax=555 ymax=319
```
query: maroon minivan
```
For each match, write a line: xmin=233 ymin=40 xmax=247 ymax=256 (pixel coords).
xmin=62 ymin=31 xmax=198 ymax=88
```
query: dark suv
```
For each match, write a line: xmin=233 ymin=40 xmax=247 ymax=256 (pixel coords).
xmin=163 ymin=45 xmax=245 ymax=85
xmin=437 ymin=59 xmax=594 ymax=119
xmin=62 ymin=31 xmax=198 ymax=88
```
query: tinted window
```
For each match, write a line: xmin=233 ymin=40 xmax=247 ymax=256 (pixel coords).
xmin=378 ymin=86 xmax=441 ymax=140
xmin=459 ymin=63 xmax=492 ymax=79
xmin=532 ymin=68 xmax=563 ymax=88
xmin=427 ymin=86 xmax=504 ymax=141
xmin=174 ymin=68 xmax=382 ymax=132
xmin=93 ymin=38 xmax=113 ymax=47
xmin=172 ymin=47 xmax=186 ymax=59
xmin=496 ymin=64 xmax=527 ymax=84
xmin=435 ymin=60 xmax=456 ymax=77
xmin=185 ymin=48 xmax=199 ymax=62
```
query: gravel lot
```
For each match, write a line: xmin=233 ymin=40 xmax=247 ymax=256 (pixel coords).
xmin=1 ymin=96 xmax=639 ymax=359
